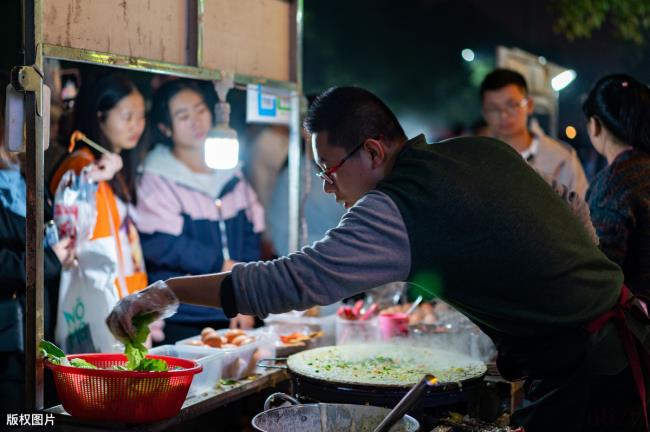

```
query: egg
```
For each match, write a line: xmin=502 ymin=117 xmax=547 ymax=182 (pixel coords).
xmin=203 ymin=333 xmax=222 ymax=348
xmin=235 ymin=336 xmax=255 ymax=346
xmin=201 ymin=330 xmax=220 ymax=343
xmin=225 ymin=329 xmax=246 ymax=342
xmin=201 ymin=327 xmax=215 ymax=338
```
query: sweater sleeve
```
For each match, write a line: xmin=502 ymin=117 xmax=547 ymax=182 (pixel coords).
xmin=229 ymin=191 xmax=411 ymax=317
xmin=587 ymin=176 xmax=631 ymax=267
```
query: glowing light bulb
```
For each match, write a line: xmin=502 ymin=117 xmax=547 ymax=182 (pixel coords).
xmin=205 ymin=125 xmax=239 ymax=170
xmin=565 ymin=125 xmax=577 ymax=140
xmin=461 ymin=49 xmax=475 ymax=62
xmin=552 ymin=70 xmax=577 ymax=91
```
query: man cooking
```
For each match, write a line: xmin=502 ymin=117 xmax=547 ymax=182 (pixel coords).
xmin=107 ymin=86 xmax=649 ymax=432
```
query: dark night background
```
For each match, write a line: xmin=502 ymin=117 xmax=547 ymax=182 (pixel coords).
xmin=1 ymin=1 xmax=648 ymax=178
xmin=303 ymin=0 xmax=650 ymax=174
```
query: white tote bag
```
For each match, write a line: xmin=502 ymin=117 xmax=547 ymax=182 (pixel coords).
xmin=55 ymin=236 xmax=122 ymax=353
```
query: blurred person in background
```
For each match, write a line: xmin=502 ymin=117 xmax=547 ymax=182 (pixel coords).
xmin=481 ymin=68 xmax=588 ymax=197
xmin=267 ymin=137 xmax=346 ymax=256
xmin=246 ymin=124 xmax=290 ymax=211
xmin=137 ymin=79 xmax=263 ymax=342
xmin=470 ymin=118 xmax=492 ymax=137
xmin=0 ymin=74 xmax=74 ymax=416
xmin=583 ymin=74 xmax=650 ymax=296
xmin=50 ymin=74 xmax=153 ymax=352
xmin=43 ymin=58 xmax=67 ymax=181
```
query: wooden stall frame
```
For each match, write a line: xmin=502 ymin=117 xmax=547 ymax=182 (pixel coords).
xmin=20 ymin=0 xmax=304 ymax=411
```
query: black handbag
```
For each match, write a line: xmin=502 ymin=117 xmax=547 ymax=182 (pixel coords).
xmin=0 ymin=299 xmax=24 ymax=352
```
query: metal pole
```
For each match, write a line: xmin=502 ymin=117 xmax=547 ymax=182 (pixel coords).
xmin=186 ymin=0 xmax=204 ymax=67
xmin=196 ymin=0 xmax=204 ymax=68
xmin=294 ymin=0 xmax=303 ymax=90
xmin=287 ymin=0 xmax=304 ymax=253
xmin=23 ymin=0 xmax=45 ymax=411
xmin=550 ymin=90 xmax=559 ymax=139
xmin=288 ymin=91 xmax=301 ymax=253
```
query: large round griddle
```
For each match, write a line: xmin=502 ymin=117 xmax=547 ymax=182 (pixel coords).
xmin=284 ymin=343 xmax=486 ymax=408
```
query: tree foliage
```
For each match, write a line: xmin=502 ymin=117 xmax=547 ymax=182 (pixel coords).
xmin=553 ymin=0 xmax=650 ymax=45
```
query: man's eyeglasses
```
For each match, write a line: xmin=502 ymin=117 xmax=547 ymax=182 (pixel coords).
xmin=316 ymin=141 xmax=365 ymax=184
xmin=483 ymin=98 xmax=528 ymax=118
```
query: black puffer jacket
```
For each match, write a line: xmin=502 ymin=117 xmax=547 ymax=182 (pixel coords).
xmin=0 ymin=179 xmax=61 ymax=343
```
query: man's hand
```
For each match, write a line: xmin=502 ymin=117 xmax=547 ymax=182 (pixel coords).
xmin=229 ymin=314 xmax=255 ymax=329
xmin=88 ymin=153 xmax=123 ymax=182
xmin=105 ymin=281 xmax=179 ymax=342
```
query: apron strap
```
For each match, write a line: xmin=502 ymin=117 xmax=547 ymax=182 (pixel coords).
xmin=586 ymin=285 xmax=648 ymax=432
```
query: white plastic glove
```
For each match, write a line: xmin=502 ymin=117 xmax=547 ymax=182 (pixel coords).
xmin=105 ymin=280 xmax=179 ymax=342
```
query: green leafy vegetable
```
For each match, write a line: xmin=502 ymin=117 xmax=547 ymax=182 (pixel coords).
xmin=39 ymin=340 xmax=69 ymax=366
xmin=135 ymin=358 xmax=168 ymax=372
xmin=40 ymin=340 xmax=98 ymax=369
xmin=124 ymin=314 xmax=168 ymax=372
xmin=39 ymin=314 xmax=170 ymax=373
xmin=69 ymin=358 xmax=98 ymax=369
xmin=125 ymin=343 xmax=145 ymax=370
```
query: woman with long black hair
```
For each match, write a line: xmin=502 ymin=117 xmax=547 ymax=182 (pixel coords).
xmin=583 ymin=74 xmax=650 ymax=297
xmin=50 ymin=74 xmax=150 ymax=352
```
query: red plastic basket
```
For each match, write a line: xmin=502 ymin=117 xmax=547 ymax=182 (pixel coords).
xmin=45 ymin=353 xmax=202 ymax=423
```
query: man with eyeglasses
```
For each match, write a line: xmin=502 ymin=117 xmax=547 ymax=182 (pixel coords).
xmin=107 ymin=86 xmax=648 ymax=431
xmin=481 ymin=68 xmax=588 ymax=198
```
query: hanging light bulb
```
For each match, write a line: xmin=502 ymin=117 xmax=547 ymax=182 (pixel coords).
xmin=205 ymin=76 xmax=239 ymax=170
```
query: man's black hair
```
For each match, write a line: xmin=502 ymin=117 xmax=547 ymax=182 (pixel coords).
xmin=303 ymin=86 xmax=406 ymax=151
xmin=480 ymin=68 xmax=529 ymax=100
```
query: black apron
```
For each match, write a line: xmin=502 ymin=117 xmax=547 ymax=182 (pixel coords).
xmin=507 ymin=286 xmax=650 ymax=432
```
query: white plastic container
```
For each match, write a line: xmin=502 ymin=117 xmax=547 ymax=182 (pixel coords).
xmin=255 ymin=322 xmax=322 ymax=357
xmin=264 ymin=312 xmax=336 ymax=347
xmin=335 ymin=316 xmax=380 ymax=345
xmin=149 ymin=344 xmax=224 ymax=396
xmin=176 ymin=330 xmax=276 ymax=380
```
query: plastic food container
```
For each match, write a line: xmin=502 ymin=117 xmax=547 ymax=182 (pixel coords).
xmin=378 ymin=312 xmax=410 ymax=340
xmin=45 ymin=353 xmax=201 ymax=423
xmin=176 ymin=330 xmax=276 ymax=380
xmin=264 ymin=312 xmax=336 ymax=347
xmin=149 ymin=345 xmax=224 ymax=396
xmin=255 ymin=323 xmax=323 ymax=357
xmin=335 ymin=316 xmax=379 ymax=345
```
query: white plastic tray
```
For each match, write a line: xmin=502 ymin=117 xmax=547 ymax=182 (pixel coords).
xmin=149 ymin=344 xmax=224 ymax=396
xmin=175 ymin=330 xmax=276 ymax=380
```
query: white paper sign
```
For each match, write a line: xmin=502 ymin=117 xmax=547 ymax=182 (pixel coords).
xmin=246 ymin=84 xmax=291 ymax=125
